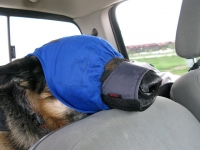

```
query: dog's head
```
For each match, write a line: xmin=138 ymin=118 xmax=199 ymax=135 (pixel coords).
xmin=0 ymin=56 xmax=87 ymax=132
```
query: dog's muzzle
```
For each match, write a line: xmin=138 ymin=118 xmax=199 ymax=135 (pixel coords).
xmin=101 ymin=61 xmax=162 ymax=111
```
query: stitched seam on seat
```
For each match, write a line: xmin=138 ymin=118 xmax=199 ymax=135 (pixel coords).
xmin=195 ymin=71 xmax=200 ymax=91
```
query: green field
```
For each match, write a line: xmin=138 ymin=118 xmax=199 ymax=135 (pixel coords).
xmin=130 ymin=55 xmax=189 ymax=75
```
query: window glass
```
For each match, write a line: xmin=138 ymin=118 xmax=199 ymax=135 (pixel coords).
xmin=10 ymin=17 xmax=81 ymax=59
xmin=116 ymin=0 xmax=186 ymax=75
xmin=0 ymin=16 xmax=9 ymax=65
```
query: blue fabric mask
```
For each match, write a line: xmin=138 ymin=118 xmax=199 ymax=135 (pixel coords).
xmin=27 ymin=35 xmax=123 ymax=114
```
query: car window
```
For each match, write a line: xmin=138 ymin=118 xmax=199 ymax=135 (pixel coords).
xmin=0 ymin=16 xmax=9 ymax=65
xmin=0 ymin=16 xmax=81 ymax=65
xmin=10 ymin=17 xmax=81 ymax=60
xmin=116 ymin=0 xmax=187 ymax=75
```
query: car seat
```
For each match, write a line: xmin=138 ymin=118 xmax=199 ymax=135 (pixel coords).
xmin=29 ymin=97 xmax=200 ymax=150
xmin=30 ymin=0 xmax=200 ymax=149
xmin=170 ymin=0 xmax=200 ymax=122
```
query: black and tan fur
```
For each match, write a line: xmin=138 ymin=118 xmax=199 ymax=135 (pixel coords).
xmin=0 ymin=56 xmax=87 ymax=150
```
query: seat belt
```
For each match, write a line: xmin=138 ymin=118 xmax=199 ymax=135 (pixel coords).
xmin=189 ymin=59 xmax=200 ymax=71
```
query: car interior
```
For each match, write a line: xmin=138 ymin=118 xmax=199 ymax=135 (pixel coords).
xmin=1 ymin=0 xmax=200 ymax=150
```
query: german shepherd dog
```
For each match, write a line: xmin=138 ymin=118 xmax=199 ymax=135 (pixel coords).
xmin=0 ymin=56 xmax=88 ymax=150
xmin=0 ymin=55 xmax=128 ymax=150
xmin=0 ymin=54 xmax=161 ymax=150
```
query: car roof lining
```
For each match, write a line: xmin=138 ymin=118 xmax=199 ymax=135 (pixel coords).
xmin=0 ymin=0 xmax=124 ymax=18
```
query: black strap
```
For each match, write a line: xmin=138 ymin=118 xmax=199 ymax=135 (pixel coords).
xmin=189 ymin=59 xmax=200 ymax=71
xmin=0 ymin=107 xmax=9 ymax=131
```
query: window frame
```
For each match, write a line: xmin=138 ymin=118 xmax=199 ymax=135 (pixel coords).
xmin=0 ymin=7 xmax=81 ymax=62
xmin=108 ymin=3 xmax=129 ymax=60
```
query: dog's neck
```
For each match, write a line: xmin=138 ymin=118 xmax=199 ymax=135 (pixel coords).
xmin=34 ymin=113 xmax=49 ymax=134
xmin=29 ymin=103 xmax=49 ymax=134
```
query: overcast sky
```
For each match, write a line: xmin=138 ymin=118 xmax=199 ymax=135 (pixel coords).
xmin=116 ymin=0 xmax=182 ymax=46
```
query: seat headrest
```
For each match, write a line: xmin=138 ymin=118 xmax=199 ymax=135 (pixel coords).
xmin=176 ymin=0 xmax=200 ymax=59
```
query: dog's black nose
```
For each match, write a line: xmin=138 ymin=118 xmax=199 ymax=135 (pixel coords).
xmin=139 ymin=71 xmax=162 ymax=97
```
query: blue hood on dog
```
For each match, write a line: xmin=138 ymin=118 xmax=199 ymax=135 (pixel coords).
xmin=28 ymin=35 xmax=123 ymax=114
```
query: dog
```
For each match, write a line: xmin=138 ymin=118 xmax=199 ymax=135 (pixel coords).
xmin=0 ymin=56 xmax=87 ymax=150
xmin=0 ymin=34 xmax=125 ymax=150
xmin=0 ymin=53 xmax=130 ymax=150
xmin=0 ymin=35 xmax=161 ymax=150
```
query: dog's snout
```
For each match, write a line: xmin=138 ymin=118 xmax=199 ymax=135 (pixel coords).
xmin=139 ymin=71 xmax=162 ymax=95
xmin=140 ymin=80 xmax=160 ymax=94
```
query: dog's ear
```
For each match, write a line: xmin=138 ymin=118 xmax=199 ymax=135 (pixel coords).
xmin=0 ymin=56 xmax=46 ymax=93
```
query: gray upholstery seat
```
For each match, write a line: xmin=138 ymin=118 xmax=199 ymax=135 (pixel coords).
xmin=175 ymin=0 xmax=200 ymax=59
xmin=171 ymin=0 xmax=200 ymax=122
xmin=29 ymin=97 xmax=200 ymax=150
xmin=171 ymin=69 xmax=200 ymax=122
